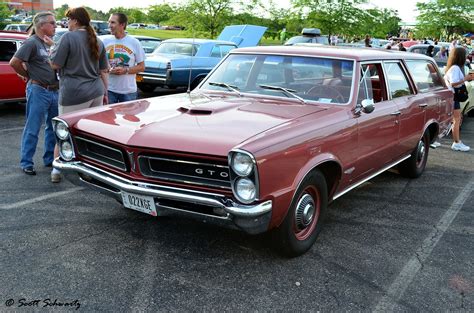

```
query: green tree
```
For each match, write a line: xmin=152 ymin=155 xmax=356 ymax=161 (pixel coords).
xmin=147 ymin=4 xmax=174 ymax=25
xmin=184 ymin=0 xmax=234 ymax=37
xmin=0 ymin=2 xmax=13 ymax=21
xmin=416 ymin=0 xmax=474 ymax=41
xmin=54 ymin=4 xmax=69 ymax=19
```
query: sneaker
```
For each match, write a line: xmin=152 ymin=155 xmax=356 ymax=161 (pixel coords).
xmin=23 ymin=167 xmax=36 ymax=175
xmin=51 ymin=173 xmax=61 ymax=183
xmin=451 ymin=141 xmax=470 ymax=152
xmin=430 ymin=141 xmax=441 ymax=148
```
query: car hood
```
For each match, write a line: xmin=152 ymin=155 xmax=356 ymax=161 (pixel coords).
xmin=68 ymin=93 xmax=326 ymax=156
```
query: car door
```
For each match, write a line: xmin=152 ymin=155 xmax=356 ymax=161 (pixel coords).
xmin=383 ymin=61 xmax=421 ymax=157
xmin=0 ymin=39 xmax=26 ymax=102
xmin=353 ymin=62 xmax=400 ymax=180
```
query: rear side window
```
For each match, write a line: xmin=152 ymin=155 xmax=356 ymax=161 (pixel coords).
xmin=405 ymin=60 xmax=444 ymax=92
xmin=0 ymin=40 xmax=17 ymax=62
xmin=210 ymin=45 xmax=235 ymax=58
xmin=384 ymin=62 xmax=413 ymax=98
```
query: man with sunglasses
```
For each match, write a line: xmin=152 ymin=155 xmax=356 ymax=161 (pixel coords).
xmin=9 ymin=12 xmax=59 ymax=176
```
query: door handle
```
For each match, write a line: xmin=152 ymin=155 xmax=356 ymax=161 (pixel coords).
xmin=390 ymin=111 xmax=401 ymax=115
xmin=418 ymin=103 xmax=428 ymax=108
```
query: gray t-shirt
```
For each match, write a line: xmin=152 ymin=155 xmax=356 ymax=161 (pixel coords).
xmin=51 ymin=30 xmax=108 ymax=106
xmin=13 ymin=35 xmax=57 ymax=85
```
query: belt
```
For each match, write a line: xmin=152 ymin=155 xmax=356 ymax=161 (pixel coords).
xmin=30 ymin=80 xmax=59 ymax=91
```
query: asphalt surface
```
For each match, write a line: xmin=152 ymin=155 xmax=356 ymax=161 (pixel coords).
xmin=0 ymin=95 xmax=473 ymax=312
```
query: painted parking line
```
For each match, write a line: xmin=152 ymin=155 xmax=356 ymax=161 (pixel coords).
xmin=0 ymin=187 xmax=85 ymax=210
xmin=0 ymin=127 xmax=24 ymax=134
xmin=373 ymin=176 xmax=474 ymax=312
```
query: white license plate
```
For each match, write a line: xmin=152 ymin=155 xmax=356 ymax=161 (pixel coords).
xmin=121 ymin=191 xmax=157 ymax=216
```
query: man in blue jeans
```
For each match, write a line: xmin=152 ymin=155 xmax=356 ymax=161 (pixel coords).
xmin=101 ymin=12 xmax=145 ymax=103
xmin=10 ymin=12 xmax=58 ymax=175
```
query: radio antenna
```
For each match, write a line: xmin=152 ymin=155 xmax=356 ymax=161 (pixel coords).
xmin=187 ymin=24 xmax=195 ymax=94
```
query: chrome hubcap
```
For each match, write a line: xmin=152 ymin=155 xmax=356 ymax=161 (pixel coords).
xmin=417 ymin=140 xmax=425 ymax=163
xmin=295 ymin=193 xmax=315 ymax=230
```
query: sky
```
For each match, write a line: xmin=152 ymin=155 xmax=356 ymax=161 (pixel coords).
xmin=53 ymin=0 xmax=424 ymax=23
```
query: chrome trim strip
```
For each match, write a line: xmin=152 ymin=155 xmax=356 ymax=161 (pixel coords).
xmin=75 ymin=136 xmax=126 ymax=171
xmin=332 ymin=155 xmax=411 ymax=200
xmin=53 ymin=159 xmax=272 ymax=217
xmin=142 ymin=155 xmax=229 ymax=169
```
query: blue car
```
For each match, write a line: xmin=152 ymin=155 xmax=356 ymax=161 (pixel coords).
xmin=137 ymin=25 xmax=266 ymax=92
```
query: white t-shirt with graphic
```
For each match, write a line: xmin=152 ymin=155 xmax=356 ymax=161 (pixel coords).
xmin=102 ymin=35 xmax=145 ymax=94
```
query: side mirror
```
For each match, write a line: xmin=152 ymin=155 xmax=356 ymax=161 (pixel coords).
xmin=361 ymin=99 xmax=375 ymax=114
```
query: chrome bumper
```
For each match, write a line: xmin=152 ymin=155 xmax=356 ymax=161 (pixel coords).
xmin=53 ymin=159 xmax=272 ymax=234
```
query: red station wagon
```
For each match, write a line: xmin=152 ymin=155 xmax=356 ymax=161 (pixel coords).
xmin=53 ymin=46 xmax=453 ymax=256
xmin=0 ymin=31 xmax=27 ymax=104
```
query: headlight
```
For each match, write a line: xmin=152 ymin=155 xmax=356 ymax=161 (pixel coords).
xmin=55 ymin=122 xmax=69 ymax=140
xmin=235 ymin=178 xmax=256 ymax=202
xmin=231 ymin=152 xmax=253 ymax=176
xmin=60 ymin=141 xmax=74 ymax=161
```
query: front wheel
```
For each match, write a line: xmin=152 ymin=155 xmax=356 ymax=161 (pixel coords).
xmin=272 ymin=170 xmax=328 ymax=257
xmin=398 ymin=132 xmax=430 ymax=178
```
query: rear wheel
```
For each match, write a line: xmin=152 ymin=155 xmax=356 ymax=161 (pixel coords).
xmin=191 ymin=76 xmax=204 ymax=90
xmin=398 ymin=132 xmax=429 ymax=178
xmin=137 ymin=83 xmax=156 ymax=93
xmin=273 ymin=170 xmax=328 ymax=257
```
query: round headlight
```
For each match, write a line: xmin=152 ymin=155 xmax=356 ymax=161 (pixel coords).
xmin=235 ymin=178 xmax=256 ymax=202
xmin=60 ymin=141 xmax=74 ymax=161
xmin=232 ymin=152 xmax=253 ymax=176
xmin=55 ymin=122 xmax=69 ymax=140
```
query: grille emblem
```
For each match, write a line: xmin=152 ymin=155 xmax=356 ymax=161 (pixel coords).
xmin=195 ymin=168 xmax=229 ymax=178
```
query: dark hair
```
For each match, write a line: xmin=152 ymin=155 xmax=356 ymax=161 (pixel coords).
xmin=65 ymin=7 xmax=99 ymax=60
xmin=112 ymin=13 xmax=128 ymax=29
xmin=446 ymin=47 xmax=466 ymax=73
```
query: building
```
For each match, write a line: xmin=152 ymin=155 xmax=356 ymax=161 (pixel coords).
xmin=3 ymin=0 xmax=54 ymax=13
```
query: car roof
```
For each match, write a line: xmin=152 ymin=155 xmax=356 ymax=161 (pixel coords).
xmin=131 ymin=35 xmax=161 ymax=41
xmin=0 ymin=30 xmax=28 ymax=40
xmin=162 ymin=38 xmax=237 ymax=45
xmin=232 ymin=45 xmax=434 ymax=62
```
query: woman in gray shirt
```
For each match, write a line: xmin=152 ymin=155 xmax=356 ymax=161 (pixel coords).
xmin=50 ymin=7 xmax=109 ymax=183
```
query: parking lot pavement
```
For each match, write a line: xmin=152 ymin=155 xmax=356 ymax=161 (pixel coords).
xmin=0 ymin=102 xmax=472 ymax=311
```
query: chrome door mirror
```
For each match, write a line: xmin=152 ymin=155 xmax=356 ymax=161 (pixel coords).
xmin=361 ymin=99 xmax=375 ymax=113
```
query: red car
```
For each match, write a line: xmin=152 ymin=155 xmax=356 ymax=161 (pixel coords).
xmin=0 ymin=31 xmax=27 ymax=104
xmin=53 ymin=46 xmax=452 ymax=256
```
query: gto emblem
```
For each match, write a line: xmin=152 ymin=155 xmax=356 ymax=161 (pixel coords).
xmin=195 ymin=168 xmax=229 ymax=178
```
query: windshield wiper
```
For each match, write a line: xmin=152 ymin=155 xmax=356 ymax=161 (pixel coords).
xmin=208 ymin=82 xmax=241 ymax=96
xmin=259 ymin=84 xmax=306 ymax=103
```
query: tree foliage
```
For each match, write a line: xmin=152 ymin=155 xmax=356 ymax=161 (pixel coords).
xmin=416 ymin=0 xmax=474 ymax=41
xmin=0 ymin=2 xmax=13 ymax=20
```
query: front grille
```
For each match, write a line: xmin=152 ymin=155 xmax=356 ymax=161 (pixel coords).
xmin=138 ymin=155 xmax=231 ymax=190
xmin=75 ymin=136 xmax=126 ymax=171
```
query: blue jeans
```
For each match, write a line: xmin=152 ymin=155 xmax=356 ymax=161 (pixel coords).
xmin=20 ymin=83 xmax=58 ymax=169
xmin=108 ymin=90 xmax=137 ymax=104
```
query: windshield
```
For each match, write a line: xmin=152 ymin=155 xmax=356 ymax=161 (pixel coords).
xmin=200 ymin=54 xmax=354 ymax=104
xmin=154 ymin=42 xmax=200 ymax=56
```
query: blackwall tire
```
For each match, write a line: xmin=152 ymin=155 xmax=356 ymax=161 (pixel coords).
xmin=273 ymin=169 xmax=328 ymax=257
xmin=399 ymin=132 xmax=430 ymax=178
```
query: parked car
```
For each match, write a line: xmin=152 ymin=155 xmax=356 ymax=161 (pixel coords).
xmin=53 ymin=45 xmax=452 ymax=256
xmin=146 ymin=24 xmax=160 ymax=30
xmin=137 ymin=24 xmax=266 ymax=92
xmin=285 ymin=28 xmax=329 ymax=46
xmin=130 ymin=35 xmax=161 ymax=54
xmin=3 ymin=24 xmax=29 ymax=32
xmin=0 ymin=31 xmax=27 ymax=104
xmin=407 ymin=44 xmax=445 ymax=57
xmin=128 ymin=23 xmax=146 ymax=29
xmin=21 ymin=16 xmax=33 ymax=23
xmin=53 ymin=28 xmax=69 ymax=43
xmin=91 ymin=20 xmax=110 ymax=35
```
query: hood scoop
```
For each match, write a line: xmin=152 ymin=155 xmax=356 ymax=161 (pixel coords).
xmin=178 ymin=106 xmax=213 ymax=115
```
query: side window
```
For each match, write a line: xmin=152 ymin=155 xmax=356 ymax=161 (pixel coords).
xmin=405 ymin=60 xmax=444 ymax=92
xmin=359 ymin=63 xmax=385 ymax=103
xmin=0 ymin=40 xmax=17 ymax=62
xmin=210 ymin=46 xmax=221 ymax=58
xmin=220 ymin=45 xmax=235 ymax=57
xmin=384 ymin=62 xmax=413 ymax=98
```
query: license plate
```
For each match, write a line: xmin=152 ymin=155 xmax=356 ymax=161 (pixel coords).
xmin=136 ymin=75 xmax=144 ymax=82
xmin=121 ymin=191 xmax=157 ymax=216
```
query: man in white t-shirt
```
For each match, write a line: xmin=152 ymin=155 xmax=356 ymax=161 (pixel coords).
xmin=102 ymin=13 xmax=145 ymax=103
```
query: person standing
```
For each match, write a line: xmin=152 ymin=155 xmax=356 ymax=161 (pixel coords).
xmin=364 ymin=35 xmax=371 ymax=47
xmin=50 ymin=7 xmax=109 ymax=182
xmin=9 ymin=11 xmax=59 ymax=176
xmin=444 ymin=47 xmax=473 ymax=152
xmin=101 ymin=13 xmax=145 ymax=103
